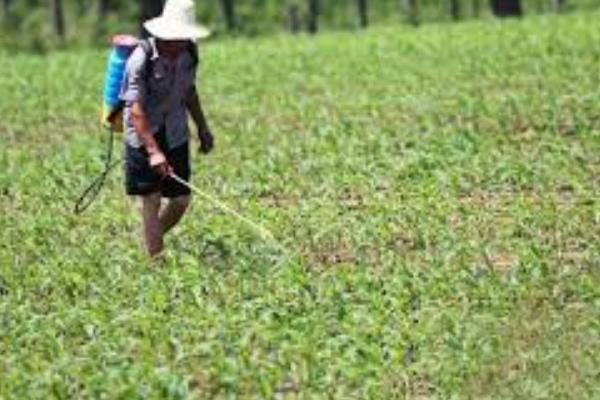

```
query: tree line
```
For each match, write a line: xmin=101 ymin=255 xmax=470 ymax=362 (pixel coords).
xmin=0 ymin=0 xmax=592 ymax=51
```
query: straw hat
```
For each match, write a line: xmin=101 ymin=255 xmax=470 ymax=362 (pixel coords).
xmin=143 ymin=0 xmax=211 ymax=41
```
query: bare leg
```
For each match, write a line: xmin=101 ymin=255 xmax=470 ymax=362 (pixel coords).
xmin=140 ymin=192 xmax=163 ymax=258
xmin=159 ymin=195 xmax=190 ymax=235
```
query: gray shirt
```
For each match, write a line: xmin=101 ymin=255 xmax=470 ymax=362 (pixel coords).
xmin=120 ymin=39 xmax=197 ymax=150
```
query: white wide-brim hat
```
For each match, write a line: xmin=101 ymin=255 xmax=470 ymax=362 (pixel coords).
xmin=144 ymin=0 xmax=211 ymax=41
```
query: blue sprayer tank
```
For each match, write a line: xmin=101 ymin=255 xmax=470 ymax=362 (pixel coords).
xmin=101 ymin=35 xmax=138 ymax=131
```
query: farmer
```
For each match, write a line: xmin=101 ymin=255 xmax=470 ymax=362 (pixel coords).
xmin=121 ymin=0 xmax=214 ymax=258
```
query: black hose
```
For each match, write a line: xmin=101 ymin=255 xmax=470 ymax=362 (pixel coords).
xmin=74 ymin=128 xmax=121 ymax=214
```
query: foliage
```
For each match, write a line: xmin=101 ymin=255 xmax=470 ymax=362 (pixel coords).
xmin=1 ymin=0 xmax=600 ymax=52
xmin=1 ymin=11 xmax=599 ymax=399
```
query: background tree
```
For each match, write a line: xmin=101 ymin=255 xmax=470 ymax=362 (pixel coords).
xmin=0 ymin=0 xmax=14 ymax=31
xmin=1 ymin=0 xmax=10 ymax=21
xmin=450 ymin=0 xmax=461 ymax=19
xmin=472 ymin=0 xmax=481 ymax=17
xmin=140 ymin=0 xmax=164 ymax=37
xmin=405 ymin=0 xmax=419 ymax=25
xmin=219 ymin=0 xmax=236 ymax=31
xmin=50 ymin=0 xmax=65 ymax=39
xmin=287 ymin=2 xmax=300 ymax=33
xmin=94 ymin=0 xmax=113 ymax=39
xmin=490 ymin=0 xmax=522 ymax=17
xmin=307 ymin=0 xmax=319 ymax=33
xmin=98 ymin=0 xmax=110 ymax=19
xmin=3 ymin=0 xmax=600 ymax=53
xmin=357 ymin=0 xmax=368 ymax=28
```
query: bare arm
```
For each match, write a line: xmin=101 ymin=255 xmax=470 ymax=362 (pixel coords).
xmin=131 ymin=101 xmax=159 ymax=154
xmin=131 ymin=101 xmax=171 ymax=176
xmin=186 ymin=85 xmax=214 ymax=154
xmin=120 ymin=47 xmax=170 ymax=176
xmin=186 ymin=85 xmax=210 ymax=134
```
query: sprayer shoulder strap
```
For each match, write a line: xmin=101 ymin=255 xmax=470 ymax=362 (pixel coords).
xmin=138 ymin=39 xmax=155 ymax=80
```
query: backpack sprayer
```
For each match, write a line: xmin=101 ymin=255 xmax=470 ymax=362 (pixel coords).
xmin=74 ymin=35 xmax=137 ymax=214
xmin=75 ymin=35 xmax=286 ymax=253
xmin=101 ymin=35 xmax=139 ymax=132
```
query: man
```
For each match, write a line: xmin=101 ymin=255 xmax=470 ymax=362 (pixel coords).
xmin=120 ymin=0 xmax=214 ymax=258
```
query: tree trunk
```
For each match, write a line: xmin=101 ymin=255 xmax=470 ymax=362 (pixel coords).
xmin=95 ymin=0 xmax=111 ymax=38
xmin=555 ymin=0 xmax=566 ymax=11
xmin=450 ymin=0 xmax=461 ymax=20
xmin=288 ymin=3 xmax=300 ymax=33
xmin=50 ymin=0 xmax=65 ymax=38
xmin=1 ymin=0 xmax=10 ymax=19
xmin=219 ymin=0 xmax=236 ymax=31
xmin=1 ymin=0 xmax=10 ymax=27
xmin=357 ymin=0 xmax=368 ymax=28
xmin=99 ymin=0 xmax=109 ymax=18
xmin=472 ymin=0 xmax=481 ymax=17
xmin=307 ymin=0 xmax=319 ymax=33
xmin=405 ymin=0 xmax=419 ymax=25
xmin=140 ymin=0 xmax=164 ymax=38
xmin=490 ymin=0 xmax=522 ymax=17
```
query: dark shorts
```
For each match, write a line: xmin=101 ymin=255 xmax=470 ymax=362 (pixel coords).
xmin=124 ymin=130 xmax=191 ymax=198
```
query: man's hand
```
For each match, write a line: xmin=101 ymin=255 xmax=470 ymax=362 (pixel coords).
xmin=149 ymin=151 xmax=172 ymax=178
xmin=198 ymin=130 xmax=214 ymax=154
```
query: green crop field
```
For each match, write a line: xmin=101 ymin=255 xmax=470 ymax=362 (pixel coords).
xmin=1 ymin=11 xmax=599 ymax=399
